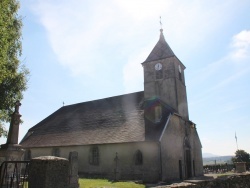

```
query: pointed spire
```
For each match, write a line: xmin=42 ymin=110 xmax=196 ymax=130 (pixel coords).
xmin=159 ymin=17 xmax=165 ymax=41
xmin=160 ymin=28 xmax=164 ymax=40
xmin=143 ymin=28 xmax=175 ymax=63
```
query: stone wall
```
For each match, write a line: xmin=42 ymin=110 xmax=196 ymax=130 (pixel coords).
xmin=160 ymin=115 xmax=203 ymax=182
xmin=160 ymin=115 xmax=185 ymax=181
xmin=156 ymin=174 xmax=250 ymax=188
xmin=29 ymin=156 xmax=69 ymax=188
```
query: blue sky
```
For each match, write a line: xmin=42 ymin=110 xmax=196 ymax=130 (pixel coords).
xmin=1 ymin=0 xmax=250 ymax=156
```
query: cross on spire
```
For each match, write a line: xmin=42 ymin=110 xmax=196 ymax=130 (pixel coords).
xmin=160 ymin=16 xmax=163 ymax=33
xmin=160 ymin=16 xmax=163 ymax=29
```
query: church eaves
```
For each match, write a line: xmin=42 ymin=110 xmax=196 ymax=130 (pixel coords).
xmin=143 ymin=29 xmax=175 ymax=63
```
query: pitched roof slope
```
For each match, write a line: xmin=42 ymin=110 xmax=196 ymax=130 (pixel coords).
xmin=21 ymin=91 xmax=145 ymax=148
xmin=143 ymin=29 xmax=175 ymax=63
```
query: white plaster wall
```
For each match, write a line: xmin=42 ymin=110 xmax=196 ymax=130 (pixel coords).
xmin=27 ymin=141 xmax=160 ymax=182
xmin=160 ymin=115 xmax=185 ymax=181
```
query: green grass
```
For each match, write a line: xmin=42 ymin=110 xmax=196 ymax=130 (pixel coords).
xmin=79 ymin=178 xmax=145 ymax=188
xmin=214 ymin=172 xmax=236 ymax=178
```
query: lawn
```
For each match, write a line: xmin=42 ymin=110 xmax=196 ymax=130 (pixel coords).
xmin=79 ymin=178 xmax=145 ymax=188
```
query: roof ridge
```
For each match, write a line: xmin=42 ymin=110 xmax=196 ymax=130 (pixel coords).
xmin=62 ymin=91 xmax=144 ymax=108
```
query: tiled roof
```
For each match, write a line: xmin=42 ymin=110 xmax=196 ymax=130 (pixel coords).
xmin=20 ymin=92 xmax=175 ymax=148
xmin=21 ymin=92 xmax=146 ymax=148
xmin=143 ymin=29 xmax=175 ymax=63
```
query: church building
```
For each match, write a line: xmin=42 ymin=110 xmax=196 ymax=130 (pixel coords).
xmin=20 ymin=29 xmax=203 ymax=182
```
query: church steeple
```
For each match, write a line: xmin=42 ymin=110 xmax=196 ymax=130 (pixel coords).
xmin=143 ymin=29 xmax=175 ymax=63
xmin=142 ymin=29 xmax=189 ymax=119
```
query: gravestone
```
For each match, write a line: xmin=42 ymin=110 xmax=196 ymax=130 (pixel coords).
xmin=29 ymin=156 xmax=69 ymax=188
xmin=235 ymin=162 xmax=246 ymax=173
xmin=69 ymin=151 xmax=79 ymax=188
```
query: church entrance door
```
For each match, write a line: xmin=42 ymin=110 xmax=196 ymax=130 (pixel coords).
xmin=185 ymin=149 xmax=192 ymax=178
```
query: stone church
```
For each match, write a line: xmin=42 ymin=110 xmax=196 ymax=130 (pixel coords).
xmin=20 ymin=29 xmax=203 ymax=182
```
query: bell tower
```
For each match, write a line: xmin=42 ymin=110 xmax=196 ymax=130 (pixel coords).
xmin=142 ymin=29 xmax=189 ymax=119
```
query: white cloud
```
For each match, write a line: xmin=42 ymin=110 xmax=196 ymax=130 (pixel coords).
xmin=230 ymin=30 xmax=250 ymax=60
xmin=192 ymin=30 xmax=250 ymax=84
xmin=31 ymin=0 xmax=231 ymax=75
xmin=32 ymin=1 xmax=121 ymax=77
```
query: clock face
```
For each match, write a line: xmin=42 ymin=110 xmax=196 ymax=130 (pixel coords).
xmin=155 ymin=63 xmax=162 ymax=70
xmin=178 ymin=65 xmax=182 ymax=73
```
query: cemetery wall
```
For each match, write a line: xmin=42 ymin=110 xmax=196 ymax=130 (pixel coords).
xmin=159 ymin=174 xmax=250 ymax=188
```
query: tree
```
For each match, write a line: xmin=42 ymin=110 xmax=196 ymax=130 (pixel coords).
xmin=231 ymin=150 xmax=250 ymax=163
xmin=0 ymin=0 xmax=29 ymax=137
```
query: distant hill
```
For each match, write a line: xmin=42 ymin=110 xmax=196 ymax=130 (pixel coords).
xmin=203 ymin=155 xmax=233 ymax=165
xmin=203 ymin=153 xmax=220 ymax=158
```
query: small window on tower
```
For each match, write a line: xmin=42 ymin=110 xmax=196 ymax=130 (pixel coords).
xmin=155 ymin=105 xmax=162 ymax=123
xmin=179 ymin=72 xmax=182 ymax=81
xmin=156 ymin=69 xmax=163 ymax=79
xmin=178 ymin=65 xmax=182 ymax=81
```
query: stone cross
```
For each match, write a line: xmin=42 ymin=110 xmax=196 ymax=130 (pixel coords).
xmin=6 ymin=101 xmax=22 ymax=145
xmin=114 ymin=152 xmax=119 ymax=181
xmin=14 ymin=100 xmax=21 ymax=113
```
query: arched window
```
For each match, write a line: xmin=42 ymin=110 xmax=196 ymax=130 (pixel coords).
xmin=135 ymin=150 xmax=143 ymax=165
xmin=89 ymin=146 xmax=99 ymax=165
xmin=52 ymin=148 xmax=60 ymax=157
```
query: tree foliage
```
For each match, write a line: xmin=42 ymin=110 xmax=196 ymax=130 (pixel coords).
xmin=231 ymin=150 xmax=250 ymax=163
xmin=0 ymin=0 xmax=29 ymax=137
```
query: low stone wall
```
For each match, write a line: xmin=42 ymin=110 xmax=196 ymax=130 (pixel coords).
xmin=155 ymin=174 xmax=250 ymax=188
xmin=195 ymin=174 xmax=250 ymax=188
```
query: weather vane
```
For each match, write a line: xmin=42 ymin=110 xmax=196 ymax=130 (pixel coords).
xmin=160 ymin=16 xmax=163 ymax=29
